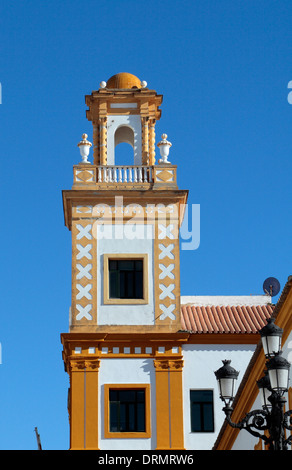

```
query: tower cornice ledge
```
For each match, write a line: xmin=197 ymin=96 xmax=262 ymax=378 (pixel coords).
xmin=62 ymin=188 xmax=189 ymax=230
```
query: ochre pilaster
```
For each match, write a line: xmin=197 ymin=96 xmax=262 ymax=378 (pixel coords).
xmin=154 ymin=357 xmax=184 ymax=450
xmin=85 ymin=359 xmax=100 ymax=449
xmin=92 ymin=121 xmax=100 ymax=165
xmin=168 ymin=359 xmax=184 ymax=449
xmin=142 ymin=116 xmax=149 ymax=165
xmin=154 ymin=358 xmax=170 ymax=449
xmin=68 ymin=358 xmax=100 ymax=450
xmin=149 ymin=119 xmax=156 ymax=165
xmin=153 ymin=205 xmax=181 ymax=331
xmin=68 ymin=359 xmax=85 ymax=449
xmin=100 ymin=117 xmax=107 ymax=165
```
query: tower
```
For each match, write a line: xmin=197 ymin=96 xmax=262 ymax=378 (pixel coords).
xmin=61 ymin=73 xmax=188 ymax=450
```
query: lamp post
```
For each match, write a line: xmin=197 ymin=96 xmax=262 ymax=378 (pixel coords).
xmin=214 ymin=318 xmax=292 ymax=450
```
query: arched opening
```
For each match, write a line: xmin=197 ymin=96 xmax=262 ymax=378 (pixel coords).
xmin=114 ymin=126 xmax=135 ymax=166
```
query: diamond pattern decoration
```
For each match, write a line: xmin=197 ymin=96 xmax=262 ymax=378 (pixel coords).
xmin=75 ymin=169 xmax=94 ymax=182
xmin=155 ymin=169 xmax=174 ymax=183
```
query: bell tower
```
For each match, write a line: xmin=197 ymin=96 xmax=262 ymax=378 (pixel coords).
xmin=61 ymin=73 xmax=188 ymax=450
xmin=85 ymin=72 xmax=162 ymax=167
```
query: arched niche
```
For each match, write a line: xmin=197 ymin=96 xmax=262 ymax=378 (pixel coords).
xmin=114 ymin=126 xmax=135 ymax=167
xmin=115 ymin=125 xmax=134 ymax=148
xmin=106 ymin=115 xmax=142 ymax=166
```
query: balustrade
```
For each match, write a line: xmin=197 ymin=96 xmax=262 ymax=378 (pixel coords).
xmin=73 ymin=164 xmax=177 ymax=188
xmin=97 ymin=166 xmax=153 ymax=184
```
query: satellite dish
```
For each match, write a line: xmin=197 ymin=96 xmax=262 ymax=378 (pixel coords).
xmin=263 ymin=277 xmax=280 ymax=297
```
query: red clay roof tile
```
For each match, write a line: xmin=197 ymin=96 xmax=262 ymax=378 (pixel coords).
xmin=180 ymin=303 xmax=274 ymax=334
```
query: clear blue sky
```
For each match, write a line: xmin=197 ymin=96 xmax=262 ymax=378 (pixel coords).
xmin=0 ymin=0 xmax=291 ymax=449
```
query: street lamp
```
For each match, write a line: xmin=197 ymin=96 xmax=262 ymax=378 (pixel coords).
xmin=214 ymin=317 xmax=292 ymax=450
xmin=266 ymin=352 xmax=290 ymax=395
xmin=256 ymin=370 xmax=272 ymax=411
xmin=259 ymin=317 xmax=283 ymax=359
xmin=215 ymin=360 xmax=239 ymax=407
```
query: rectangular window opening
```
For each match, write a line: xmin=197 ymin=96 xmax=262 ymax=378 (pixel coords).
xmin=104 ymin=384 xmax=151 ymax=438
xmin=109 ymin=259 xmax=144 ymax=300
xmin=109 ymin=389 xmax=146 ymax=433
xmin=190 ymin=390 xmax=214 ymax=433
xmin=103 ymin=254 xmax=148 ymax=305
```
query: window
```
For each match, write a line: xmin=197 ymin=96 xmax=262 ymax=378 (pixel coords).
xmin=190 ymin=390 xmax=214 ymax=432
xmin=109 ymin=259 xmax=143 ymax=299
xmin=109 ymin=389 xmax=145 ymax=432
xmin=104 ymin=384 xmax=151 ymax=438
xmin=103 ymin=254 xmax=148 ymax=304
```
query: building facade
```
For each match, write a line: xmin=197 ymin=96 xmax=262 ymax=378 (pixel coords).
xmin=60 ymin=73 xmax=275 ymax=450
xmin=214 ymin=276 xmax=292 ymax=450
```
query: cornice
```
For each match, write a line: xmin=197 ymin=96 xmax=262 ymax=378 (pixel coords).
xmin=184 ymin=332 xmax=262 ymax=345
xmin=62 ymin=188 xmax=189 ymax=230
xmin=61 ymin=331 xmax=190 ymax=345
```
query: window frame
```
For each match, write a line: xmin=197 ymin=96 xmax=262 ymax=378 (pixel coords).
xmin=104 ymin=384 xmax=151 ymax=439
xmin=190 ymin=389 xmax=215 ymax=433
xmin=103 ymin=253 xmax=148 ymax=305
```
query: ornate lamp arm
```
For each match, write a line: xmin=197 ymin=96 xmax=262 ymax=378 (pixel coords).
xmin=283 ymin=409 xmax=292 ymax=431
xmin=223 ymin=406 xmax=271 ymax=445
xmin=283 ymin=410 xmax=292 ymax=449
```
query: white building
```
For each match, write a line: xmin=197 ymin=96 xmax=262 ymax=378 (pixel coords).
xmin=60 ymin=73 xmax=290 ymax=450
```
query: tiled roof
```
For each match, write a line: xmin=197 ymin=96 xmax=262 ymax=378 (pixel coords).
xmin=180 ymin=302 xmax=274 ymax=334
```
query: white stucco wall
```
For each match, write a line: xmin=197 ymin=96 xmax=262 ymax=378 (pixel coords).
xmin=96 ymin=343 xmax=260 ymax=450
xmin=182 ymin=343 xmax=256 ymax=450
xmin=98 ymin=357 xmax=156 ymax=450
xmin=96 ymin=224 xmax=155 ymax=325
xmin=107 ymin=115 xmax=142 ymax=165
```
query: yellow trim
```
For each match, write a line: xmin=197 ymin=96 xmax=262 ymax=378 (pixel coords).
xmin=103 ymin=253 xmax=148 ymax=305
xmin=85 ymin=361 xmax=100 ymax=449
xmin=85 ymin=85 xmax=162 ymax=166
xmin=61 ymin=335 xmax=186 ymax=449
xmin=154 ymin=358 xmax=185 ymax=450
xmin=62 ymin=189 xmax=189 ymax=231
xmin=169 ymin=360 xmax=184 ymax=449
xmin=154 ymin=360 xmax=170 ymax=449
xmin=71 ymin=218 xmax=97 ymax=329
xmin=69 ymin=361 xmax=85 ymax=450
xmin=104 ymin=384 xmax=151 ymax=439
xmin=67 ymin=358 xmax=100 ymax=450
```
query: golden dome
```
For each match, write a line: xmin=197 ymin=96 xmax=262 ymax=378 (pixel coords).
xmin=106 ymin=73 xmax=141 ymax=89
